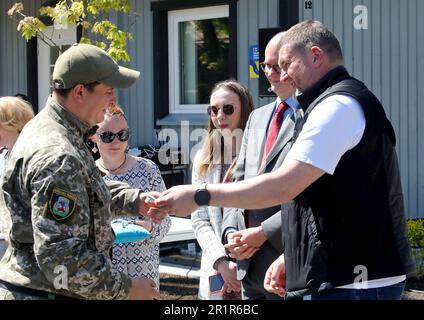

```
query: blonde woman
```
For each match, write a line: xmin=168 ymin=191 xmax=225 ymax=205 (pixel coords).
xmin=0 ymin=96 xmax=35 ymax=259
xmin=191 ymin=80 xmax=254 ymax=299
xmin=91 ymin=103 xmax=171 ymax=293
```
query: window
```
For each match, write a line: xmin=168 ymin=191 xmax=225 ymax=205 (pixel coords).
xmin=151 ymin=0 xmax=237 ymax=122
xmin=168 ymin=5 xmax=230 ymax=114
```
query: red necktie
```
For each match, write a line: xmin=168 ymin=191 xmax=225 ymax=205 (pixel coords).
xmin=262 ymin=101 xmax=288 ymax=163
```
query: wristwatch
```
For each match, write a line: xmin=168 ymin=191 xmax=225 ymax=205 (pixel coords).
xmin=194 ymin=184 xmax=211 ymax=206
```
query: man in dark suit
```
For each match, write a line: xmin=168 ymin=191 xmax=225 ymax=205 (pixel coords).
xmin=221 ymin=32 xmax=298 ymax=300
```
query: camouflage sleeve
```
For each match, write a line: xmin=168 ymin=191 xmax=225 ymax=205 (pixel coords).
xmin=28 ymin=153 xmax=131 ymax=300
xmin=105 ymin=180 xmax=141 ymax=217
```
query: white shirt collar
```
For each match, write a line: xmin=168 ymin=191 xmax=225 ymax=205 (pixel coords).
xmin=276 ymin=96 xmax=300 ymax=111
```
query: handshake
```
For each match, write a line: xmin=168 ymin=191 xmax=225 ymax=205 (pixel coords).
xmin=137 ymin=184 xmax=203 ymax=223
xmin=136 ymin=185 xmax=287 ymax=298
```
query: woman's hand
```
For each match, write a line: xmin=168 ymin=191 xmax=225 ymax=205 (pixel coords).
xmin=217 ymin=260 xmax=241 ymax=294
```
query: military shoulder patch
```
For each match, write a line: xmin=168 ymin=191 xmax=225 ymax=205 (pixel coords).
xmin=48 ymin=187 xmax=77 ymax=221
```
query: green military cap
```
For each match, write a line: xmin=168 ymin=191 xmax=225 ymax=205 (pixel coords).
xmin=52 ymin=43 xmax=140 ymax=90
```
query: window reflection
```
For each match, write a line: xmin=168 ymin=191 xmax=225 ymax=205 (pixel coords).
xmin=179 ymin=17 xmax=229 ymax=105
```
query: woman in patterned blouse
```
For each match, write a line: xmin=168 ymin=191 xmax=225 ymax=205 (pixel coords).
xmin=191 ymin=80 xmax=254 ymax=299
xmin=91 ymin=103 xmax=171 ymax=292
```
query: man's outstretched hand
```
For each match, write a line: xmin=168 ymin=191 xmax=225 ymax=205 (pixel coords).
xmin=147 ymin=185 xmax=199 ymax=218
xmin=139 ymin=192 xmax=167 ymax=224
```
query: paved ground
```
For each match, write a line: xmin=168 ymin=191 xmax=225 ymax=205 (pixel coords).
xmin=403 ymin=290 xmax=424 ymax=300
xmin=404 ymin=277 xmax=424 ymax=300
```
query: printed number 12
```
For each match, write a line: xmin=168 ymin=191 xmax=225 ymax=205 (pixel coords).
xmin=305 ymin=1 xmax=312 ymax=9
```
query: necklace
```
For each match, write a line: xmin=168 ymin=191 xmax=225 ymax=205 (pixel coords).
xmin=99 ymin=154 xmax=127 ymax=172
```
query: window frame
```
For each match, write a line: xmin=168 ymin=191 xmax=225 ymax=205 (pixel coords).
xmin=37 ymin=25 xmax=77 ymax=110
xmin=151 ymin=0 xmax=237 ymax=125
xmin=26 ymin=10 xmax=82 ymax=112
xmin=168 ymin=5 xmax=229 ymax=114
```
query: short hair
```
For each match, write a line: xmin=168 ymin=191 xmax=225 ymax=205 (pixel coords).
xmin=0 ymin=96 xmax=35 ymax=133
xmin=280 ymin=20 xmax=343 ymax=62
xmin=14 ymin=93 xmax=30 ymax=103
xmin=52 ymin=81 xmax=100 ymax=98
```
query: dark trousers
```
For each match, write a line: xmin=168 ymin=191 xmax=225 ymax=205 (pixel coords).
xmin=306 ymin=281 xmax=406 ymax=300
xmin=241 ymin=258 xmax=285 ymax=300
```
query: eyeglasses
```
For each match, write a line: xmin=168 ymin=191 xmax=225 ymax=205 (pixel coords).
xmin=207 ymin=104 xmax=236 ymax=116
xmin=98 ymin=129 xmax=130 ymax=144
xmin=259 ymin=62 xmax=282 ymax=74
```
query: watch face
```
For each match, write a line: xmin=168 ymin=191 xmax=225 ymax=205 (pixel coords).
xmin=195 ymin=189 xmax=211 ymax=206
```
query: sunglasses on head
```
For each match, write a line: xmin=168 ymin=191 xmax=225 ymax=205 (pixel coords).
xmin=98 ymin=129 xmax=130 ymax=144
xmin=207 ymin=104 xmax=235 ymax=116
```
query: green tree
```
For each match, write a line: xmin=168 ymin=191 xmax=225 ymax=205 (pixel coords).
xmin=7 ymin=0 xmax=138 ymax=63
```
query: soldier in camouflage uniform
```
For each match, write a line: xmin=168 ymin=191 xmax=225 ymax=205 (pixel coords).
xmin=0 ymin=44 xmax=164 ymax=300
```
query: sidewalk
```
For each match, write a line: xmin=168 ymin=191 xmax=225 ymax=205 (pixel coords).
xmin=159 ymin=261 xmax=200 ymax=279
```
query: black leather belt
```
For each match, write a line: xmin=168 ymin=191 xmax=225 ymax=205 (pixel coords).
xmin=0 ymin=279 xmax=79 ymax=300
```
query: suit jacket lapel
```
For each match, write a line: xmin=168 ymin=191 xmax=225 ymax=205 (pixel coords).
xmin=255 ymin=102 xmax=277 ymax=174
xmin=258 ymin=113 xmax=295 ymax=174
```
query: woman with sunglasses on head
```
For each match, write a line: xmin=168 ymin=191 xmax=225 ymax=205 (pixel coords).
xmin=91 ymin=103 xmax=171 ymax=293
xmin=191 ymin=80 xmax=254 ymax=300
xmin=0 ymin=96 xmax=35 ymax=260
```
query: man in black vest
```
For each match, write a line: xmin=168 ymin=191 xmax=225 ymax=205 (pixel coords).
xmin=151 ymin=20 xmax=415 ymax=300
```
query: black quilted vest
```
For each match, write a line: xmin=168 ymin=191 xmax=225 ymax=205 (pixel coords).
xmin=283 ymin=66 xmax=415 ymax=299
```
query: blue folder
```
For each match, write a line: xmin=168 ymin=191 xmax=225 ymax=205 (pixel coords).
xmin=111 ymin=219 xmax=151 ymax=244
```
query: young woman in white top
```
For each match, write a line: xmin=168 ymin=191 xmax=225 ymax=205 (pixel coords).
xmin=191 ymin=80 xmax=254 ymax=299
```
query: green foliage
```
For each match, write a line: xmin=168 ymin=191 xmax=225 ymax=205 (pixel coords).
xmin=87 ymin=0 xmax=131 ymax=15
xmin=39 ymin=0 xmax=86 ymax=25
xmin=407 ymin=219 xmax=424 ymax=248
xmin=91 ymin=20 xmax=130 ymax=62
xmin=407 ymin=219 xmax=424 ymax=278
xmin=17 ymin=16 xmax=46 ymax=41
xmin=8 ymin=0 xmax=136 ymax=63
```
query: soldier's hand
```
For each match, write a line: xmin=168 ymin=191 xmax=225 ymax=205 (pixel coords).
xmin=139 ymin=192 xmax=165 ymax=224
xmin=129 ymin=277 xmax=160 ymax=300
xmin=132 ymin=219 xmax=153 ymax=232
xmin=131 ymin=219 xmax=153 ymax=244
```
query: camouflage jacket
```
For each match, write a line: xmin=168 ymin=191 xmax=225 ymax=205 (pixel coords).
xmin=0 ymin=97 xmax=141 ymax=299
